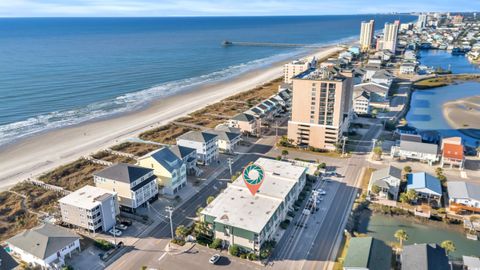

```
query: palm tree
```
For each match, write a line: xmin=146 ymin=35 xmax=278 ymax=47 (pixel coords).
xmin=394 ymin=229 xmax=408 ymax=248
xmin=441 ymin=240 xmax=456 ymax=256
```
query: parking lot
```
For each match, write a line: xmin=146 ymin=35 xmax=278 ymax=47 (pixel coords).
xmin=67 ymin=218 xmax=150 ymax=270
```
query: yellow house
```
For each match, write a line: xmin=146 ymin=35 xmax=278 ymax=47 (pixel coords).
xmin=137 ymin=147 xmax=187 ymax=195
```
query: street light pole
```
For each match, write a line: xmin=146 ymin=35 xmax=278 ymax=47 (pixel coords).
xmin=341 ymin=137 xmax=347 ymax=157
xmin=227 ymin=158 xmax=233 ymax=175
xmin=371 ymin=138 xmax=377 ymax=152
xmin=165 ymin=206 xmax=174 ymax=240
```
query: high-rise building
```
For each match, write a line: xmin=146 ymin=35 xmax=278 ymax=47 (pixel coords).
xmin=359 ymin=20 xmax=375 ymax=52
xmin=452 ymin=14 xmax=464 ymax=24
xmin=283 ymin=58 xmax=316 ymax=84
xmin=382 ymin=21 xmax=399 ymax=52
xmin=287 ymin=67 xmax=353 ymax=150
xmin=416 ymin=14 xmax=428 ymax=29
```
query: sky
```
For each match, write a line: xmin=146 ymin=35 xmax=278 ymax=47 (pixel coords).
xmin=0 ymin=0 xmax=478 ymax=17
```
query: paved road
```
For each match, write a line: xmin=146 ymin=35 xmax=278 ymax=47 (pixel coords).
xmin=106 ymin=118 xmax=382 ymax=270
xmin=268 ymin=121 xmax=382 ymax=270
xmin=106 ymin=140 xmax=272 ymax=270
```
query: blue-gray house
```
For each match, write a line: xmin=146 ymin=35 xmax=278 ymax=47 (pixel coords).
xmin=407 ymin=172 xmax=442 ymax=205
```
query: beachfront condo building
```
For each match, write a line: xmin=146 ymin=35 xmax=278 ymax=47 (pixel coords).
xmin=359 ymin=20 xmax=375 ymax=52
xmin=381 ymin=21 xmax=399 ymax=52
xmin=137 ymin=147 xmax=187 ymax=195
xmin=59 ymin=185 xmax=119 ymax=232
xmin=287 ymin=67 xmax=353 ymax=150
xmin=93 ymin=163 xmax=159 ymax=212
xmin=283 ymin=58 xmax=316 ymax=84
xmin=416 ymin=14 xmax=428 ymax=29
xmin=201 ymin=158 xmax=307 ymax=252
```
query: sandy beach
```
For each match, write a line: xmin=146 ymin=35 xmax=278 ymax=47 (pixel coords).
xmin=443 ymin=95 xmax=480 ymax=140
xmin=0 ymin=45 xmax=343 ymax=190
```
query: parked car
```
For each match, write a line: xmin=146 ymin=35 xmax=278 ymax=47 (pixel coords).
xmin=109 ymin=228 xmax=122 ymax=237
xmin=209 ymin=254 xmax=221 ymax=264
xmin=119 ymin=220 xmax=132 ymax=226
xmin=116 ymin=224 xmax=128 ymax=230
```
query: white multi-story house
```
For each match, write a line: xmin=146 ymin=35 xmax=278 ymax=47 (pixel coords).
xmin=447 ymin=181 xmax=480 ymax=209
xmin=368 ymin=165 xmax=402 ymax=200
xmin=137 ymin=147 xmax=187 ymax=195
xmin=353 ymin=91 xmax=371 ymax=114
xmin=93 ymin=163 xmax=158 ymax=212
xmin=207 ymin=127 xmax=242 ymax=153
xmin=177 ymin=131 xmax=219 ymax=165
xmin=228 ymin=113 xmax=259 ymax=136
xmin=400 ymin=63 xmax=417 ymax=74
xmin=7 ymin=223 xmax=81 ymax=269
xmin=59 ymin=185 xmax=119 ymax=232
xmin=390 ymin=135 xmax=439 ymax=165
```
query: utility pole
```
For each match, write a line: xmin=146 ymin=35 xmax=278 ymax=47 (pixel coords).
xmin=341 ymin=137 xmax=347 ymax=157
xmin=165 ymin=206 xmax=174 ymax=240
xmin=227 ymin=157 xmax=233 ymax=175
xmin=312 ymin=190 xmax=319 ymax=212
xmin=113 ymin=222 xmax=117 ymax=246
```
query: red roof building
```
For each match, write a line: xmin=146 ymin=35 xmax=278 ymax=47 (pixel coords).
xmin=441 ymin=143 xmax=464 ymax=169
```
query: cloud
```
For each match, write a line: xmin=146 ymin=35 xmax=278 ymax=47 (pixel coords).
xmin=0 ymin=0 xmax=478 ymax=17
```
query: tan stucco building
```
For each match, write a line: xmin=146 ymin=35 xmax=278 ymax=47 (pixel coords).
xmin=287 ymin=67 xmax=353 ymax=150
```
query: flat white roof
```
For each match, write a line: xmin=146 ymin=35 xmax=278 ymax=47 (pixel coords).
xmin=59 ymin=185 xmax=115 ymax=209
xmin=202 ymin=158 xmax=306 ymax=233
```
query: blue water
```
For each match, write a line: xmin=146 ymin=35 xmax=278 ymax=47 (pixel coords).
xmin=407 ymin=51 xmax=480 ymax=146
xmin=419 ymin=50 xmax=480 ymax=74
xmin=0 ymin=15 xmax=414 ymax=146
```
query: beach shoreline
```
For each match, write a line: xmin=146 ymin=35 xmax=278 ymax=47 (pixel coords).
xmin=0 ymin=45 xmax=344 ymax=191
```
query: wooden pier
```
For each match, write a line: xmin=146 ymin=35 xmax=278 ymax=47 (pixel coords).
xmin=222 ymin=40 xmax=327 ymax=48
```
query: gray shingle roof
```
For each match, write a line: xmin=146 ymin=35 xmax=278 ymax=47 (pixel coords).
xmin=169 ymin=145 xmax=196 ymax=160
xmin=371 ymin=165 xmax=402 ymax=182
xmin=447 ymin=181 xmax=480 ymax=201
xmin=402 ymin=244 xmax=449 ymax=270
xmin=7 ymin=223 xmax=79 ymax=260
xmin=93 ymin=163 xmax=153 ymax=183
xmin=354 ymin=82 xmax=389 ymax=94
xmin=399 ymin=140 xmax=438 ymax=155
xmin=372 ymin=70 xmax=394 ymax=79
xmin=178 ymin=131 xmax=217 ymax=143
xmin=215 ymin=124 xmax=241 ymax=134
xmin=232 ymin=113 xmax=255 ymax=122
xmin=205 ymin=130 xmax=241 ymax=142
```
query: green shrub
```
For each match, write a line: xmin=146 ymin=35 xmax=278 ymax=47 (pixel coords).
xmin=94 ymin=239 xmax=114 ymax=251
xmin=280 ymin=220 xmax=290 ymax=229
xmin=171 ymin=238 xmax=186 ymax=246
xmin=210 ymin=238 xmax=222 ymax=249
xmin=240 ymin=253 xmax=248 ymax=259
xmin=248 ymin=253 xmax=258 ymax=261
xmin=229 ymin=244 xmax=240 ymax=257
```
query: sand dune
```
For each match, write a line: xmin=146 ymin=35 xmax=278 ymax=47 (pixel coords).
xmin=0 ymin=46 xmax=343 ymax=190
xmin=443 ymin=95 xmax=480 ymax=140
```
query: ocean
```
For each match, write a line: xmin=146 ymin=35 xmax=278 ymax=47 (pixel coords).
xmin=0 ymin=15 xmax=414 ymax=146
